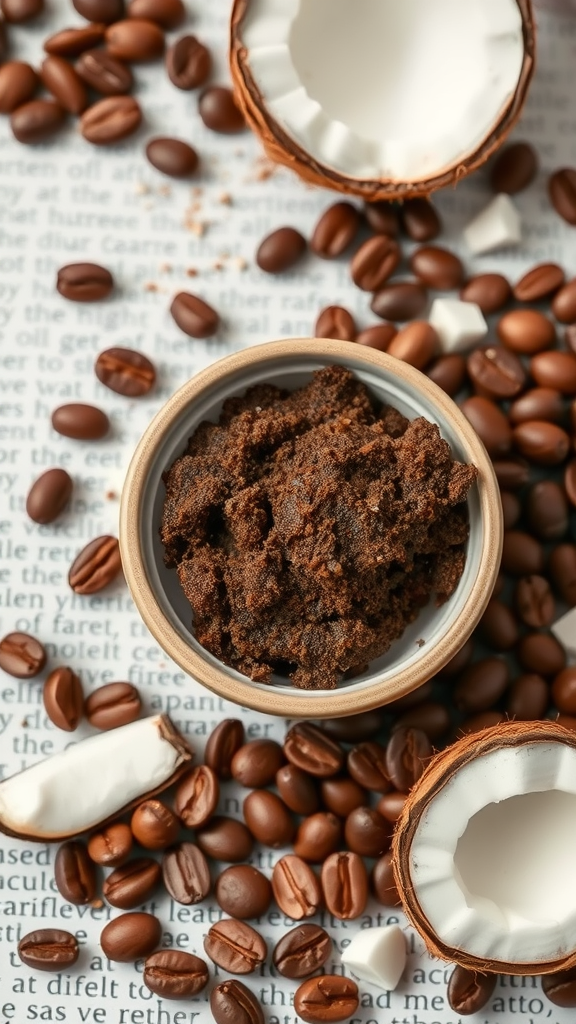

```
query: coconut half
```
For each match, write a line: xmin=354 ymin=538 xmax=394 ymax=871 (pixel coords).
xmin=230 ymin=0 xmax=535 ymax=200
xmin=393 ymin=721 xmax=576 ymax=975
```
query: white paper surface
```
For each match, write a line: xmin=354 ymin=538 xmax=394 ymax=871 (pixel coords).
xmin=2 ymin=2 xmax=576 ymax=1023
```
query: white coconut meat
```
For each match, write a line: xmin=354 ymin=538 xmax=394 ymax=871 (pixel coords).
xmin=239 ymin=0 xmax=525 ymax=183
xmin=409 ymin=742 xmax=576 ymax=965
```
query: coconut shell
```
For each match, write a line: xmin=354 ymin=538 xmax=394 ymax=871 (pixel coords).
xmin=230 ymin=0 xmax=535 ymax=201
xmin=392 ymin=719 xmax=576 ymax=975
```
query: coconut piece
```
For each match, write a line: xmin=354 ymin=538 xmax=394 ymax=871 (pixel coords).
xmin=463 ymin=194 xmax=522 ymax=255
xmin=341 ymin=924 xmax=406 ymax=990
xmin=0 ymin=715 xmax=193 ymax=842
xmin=429 ymin=299 xmax=488 ymax=354
xmin=551 ymin=608 xmax=576 ymax=661
xmin=393 ymin=720 xmax=576 ymax=975
xmin=230 ymin=0 xmax=535 ymax=201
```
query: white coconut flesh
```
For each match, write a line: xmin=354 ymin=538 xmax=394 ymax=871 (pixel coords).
xmin=409 ymin=742 xmax=576 ymax=965
xmin=239 ymin=0 xmax=525 ymax=183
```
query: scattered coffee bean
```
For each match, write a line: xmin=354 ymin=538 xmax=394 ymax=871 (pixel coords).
xmin=26 ymin=468 xmax=73 ymax=525
xmin=195 ymin=816 xmax=253 ymax=863
xmin=174 ymin=765 xmax=219 ymax=828
xmin=211 ymin=979 xmax=264 ymax=1024
xmin=513 ymin=262 xmax=564 ymax=302
xmin=552 ymin=668 xmax=576 ymax=714
xmin=350 ymin=235 xmax=400 ymax=291
xmin=314 ymin=305 xmax=356 ymax=341
xmin=294 ymin=975 xmax=359 ymax=1024
xmin=550 ymin=544 xmax=576 ymax=605
xmin=364 ymin=200 xmax=399 ymax=236
xmin=549 ymin=167 xmax=576 ymax=225
xmin=1 ymin=0 xmax=42 ymax=21
xmin=396 ymin=701 xmax=451 ymax=739
xmin=273 ymin=924 xmax=331 ymax=980
xmin=128 ymin=0 xmax=184 ymax=28
xmin=204 ymin=918 xmax=267 ymax=974
xmin=401 ymin=198 xmax=441 ymax=241
xmin=460 ymin=272 xmax=512 ymax=314
xmin=80 ymin=95 xmax=142 ymax=144
xmin=43 ymin=666 xmax=83 ymax=731
xmin=344 ymin=806 xmax=391 ymax=858
xmin=170 ymin=291 xmax=219 ymax=337
xmin=18 ymin=929 xmax=79 ymax=971
xmin=517 ymin=633 xmax=566 ymax=676
xmin=453 ymin=657 xmax=510 ymax=714
xmin=497 ymin=309 xmax=555 ymax=355
xmin=320 ymin=777 xmax=367 ymax=818
xmin=216 ymin=865 xmax=272 ymax=919
xmin=85 ymin=681 xmax=141 ymax=729
xmin=427 ymin=353 xmax=466 ymax=396
xmin=44 ymin=24 xmax=106 ymax=57
xmin=271 ymin=855 xmax=321 ymax=920
xmin=51 ymin=403 xmax=110 ymax=441
xmin=162 ymin=842 xmax=210 ymax=905
xmin=530 ymin=350 xmax=576 ymax=394
xmin=88 ymin=823 xmax=133 ymax=867
xmin=565 ymin=460 xmax=576 ymax=507
xmin=552 ymin=277 xmax=576 ymax=323
xmin=491 ymin=141 xmax=537 ymax=194
xmin=105 ymin=18 xmax=164 ymax=61
xmin=243 ymin=790 xmax=294 ymax=848
xmin=385 ymin=727 xmax=431 ymax=792
xmin=319 ymin=709 xmax=387 ymax=743
xmin=371 ymin=281 xmax=427 ymax=322
xmin=0 ymin=61 xmax=38 ymax=114
xmin=506 ymin=673 xmax=549 ymax=720
xmin=146 ymin=137 xmax=199 ymax=178
xmin=275 ymin=764 xmax=318 ymax=816
xmin=231 ymin=739 xmax=284 ymax=788
xmin=387 ymin=320 xmax=438 ymax=370
xmin=479 ymin=598 xmax=520 ymax=650
xmin=347 ymin=741 xmax=390 ymax=792
xmin=372 ymin=851 xmax=401 ymax=906
xmin=501 ymin=530 xmax=545 ymax=576
xmin=512 ymin=420 xmax=570 ymax=465
xmin=103 ymin=857 xmax=161 ymax=908
xmin=542 ymin=967 xmax=576 ymax=1008
xmin=410 ymin=246 xmax=464 ymax=290
xmin=501 ymin=491 xmax=521 ymax=530
xmin=447 ymin=965 xmax=496 ymax=1015
xmin=509 ymin=387 xmax=564 ymax=426
xmin=284 ymin=723 xmax=343 ymax=778
xmin=100 ymin=912 xmax=161 ymax=962
xmin=131 ymin=800 xmax=180 ymax=849
xmin=166 ymin=35 xmax=211 ymax=90
xmin=72 ymin=0 xmax=123 ymax=23
xmin=95 ymin=347 xmax=156 ymax=396
xmin=11 ymin=100 xmax=66 ymax=144
xmin=54 ymin=841 xmax=97 ymax=905
xmin=355 ymin=323 xmax=397 ymax=350
xmin=0 ymin=631 xmax=46 ymax=678
xmin=198 ymin=85 xmax=244 ymax=132
xmin=57 ymin=263 xmax=114 ymax=302
xmin=526 ymin=480 xmax=568 ymax=539
xmin=205 ymin=719 xmax=244 ymax=778
xmin=256 ymin=226 xmax=306 ymax=274
xmin=321 ymin=851 xmax=368 ymax=919
xmin=293 ymin=811 xmax=342 ymax=864
xmin=144 ymin=950 xmax=208 ymax=999
xmin=310 ymin=202 xmax=360 ymax=258
xmin=460 ymin=395 xmax=512 ymax=456
xmin=467 ymin=346 xmax=526 ymax=399
xmin=40 ymin=56 xmax=88 ymax=115
xmin=514 ymin=575 xmax=555 ymax=628
xmin=75 ymin=50 xmax=134 ymax=96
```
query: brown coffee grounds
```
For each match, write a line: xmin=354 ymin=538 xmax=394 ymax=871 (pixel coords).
xmin=161 ymin=366 xmax=477 ymax=689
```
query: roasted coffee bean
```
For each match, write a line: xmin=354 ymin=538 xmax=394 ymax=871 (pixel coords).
xmin=198 ymin=85 xmax=244 ymax=132
xmin=205 ymin=719 xmax=244 ymax=778
xmin=427 ymin=353 xmax=467 ymax=397
xmin=57 ymin=263 xmax=114 ymax=302
xmin=75 ymin=50 xmax=133 ymax=95
xmin=162 ymin=842 xmax=211 ymax=905
xmin=44 ymin=24 xmax=106 ymax=57
xmin=80 ymin=95 xmax=142 ymax=144
xmin=410 ymin=245 xmax=464 ymax=290
xmin=100 ymin=912 xmax=161 ymax=962
xmin=506 ymin=673 xmax=549 ymax=720
xmin=552 ymin=277 xmax=576 ymax=323
xmin=460 ymin=395 xmax=512 ymax=456
xmin=517 ymin=633 xmax=566 ymax=676
xmin=371 ymin=281 xmax=427 ymax=322
xmin=448 ymin=965 xmax=496 ymax=1015
xmin=530 ymin=351 xmax=576 ymax=395
xmin=88 ymin=823 xmax=133 ymax=867
xmin=497 ymin=309 xmax=555 ymax=355
xmin=512 ymin=420 xmax=570 ymax=465
xmin=195 ymin=816 xmax=253 ymax=862
xmin=492 ymin=457 xmax=530 ymax=489
xmin=491 ymin=141 xmax=537 ymax=194
xmin=344 ymin=806 xmax=391 ymax=858
xmin=128 ymin=0 xmax=184 ymax=28
xmin=513 ymin=262 xmax=564 ymax=302
xmin=320 ymin=777 xmax=367 ymax=817
xmin=55 ymin=841 xmax=97 ymax=905
xmin=105 ymin=19 xmax=164 ymax=61
xmin=552 ymin=668 xmax=576 ymax=714
xmin=549 ymin=167 xmax=576 ymax=225
xmin=85 ymin=681 xmax=141 ymax=729
xmin=385 ymin=727 xmax=431 ymax=792
xmin=526 ymin=480 xmax=569 ymax=539
xmin=376 ymin=791 xmax=407 ymax=823
xmin=73 ymin=0 xmax=124 ymax=23
xmin=355 ymin=323 xmax=398 ymax=350
xmin=26 ymin=468 xmax=73 ymax=525
xmin=388 ymin=680 xmax=434 ymax=711
xmin=347 ymin=741 xmax=390 ymax=792
xmin=256 ymin=226 xmax=306 ymax=274
xmin=166 ymin=35 xmax=211 ymax=90
xmin=169 ymin=291 xmax=220 ymax=337
xmin=467 ymin=346 xmax=526 ymax=399
xmin=0 ymin=61 xmax=38 ymax=114
xmin=395 ymin=701 xmax=451 ymax=739
xmin=438 ymin=638 xmax=475 ymax=677
xmin=350 ymin=235 xmax=400 ymax=291
xmin=276 ymin=764 xmax=318 ymax=816
xmin=460 ymin=273 xmax=511 ymax=314
xmin=550 ymin=544 xmax=576 ymax=606
xmin=95 ymin=347 xmax=155 ymax=396
xmin=319 ymin=709 xmax=387 ymax=743
xmin=0 ymin=631 xmax=46 ymax=678
xmin=401 ymin=198 xmax=441 ymax=241
xmin=11 ymin=100 xmax=66 ymax=143
xmin=321 ymin=851 xmax=368 ymax=920
xmin=542 ymin=967 xmax=576 ymax=1008
xmin=314 ymin=305 xmax=356 ymax=342
xmin=387 ymin=320 xmax=438 ymax=370
xmin=131 ymin=800 xmax=180 ymax=850
xmin=458 ymin=710 xmax=505 ymax=735
xmin=273 ymin=924 xmax=331 ymax=980
xmin=144 ymin=950 xmax=209 ymax=999
xmin=43 ymin=666 xmax=83 ymax=731
xmin=284 ymin=722 xmax=343 ymax=777
xmin=501 ymin=530 xmax=544 ymax=576
xmin=372 ymin=851 xmax=401 ymax=907
xmin=1 ymin=0 xmax=42 ymax=21
xmin=272 ymin=855 xmax=321 ymax=920
xmin=211 ymin=979 xmax=264 ymax=1024
xmin=501 ymin=491 xmax=521 ymax=530
xmin=18 ymin=930 xmax=79 ymax=971
xmin=311 ymin=202 xmax=360 ymax=258
xmin=146 ymin=137 xmax=198 ymax=178
xmin=479 ymin=598 xmax=519 ymax=650
xmin=453 ymin=657 xmax=509 ymax=713
xmin=295 ymin=975 xmax=359 ymax=1024
xmin=204 ymin=919 xmax=267 ymax=974
xmin=40 ymin=57 xmax=88 ymax=114
xmin=565 ymin=460 xmax=576 ymax=507
xmin=174 ymin=765 xmax=219 ymax=828
xmin=293 ymin=812 xmax=342 ymax=863
xmin=215 ymin=865 xmax=272 ymax=919
xmin=230 ymin=739 xmax=284 ymax=788
xmin=364 ymin=200 xmax=399 ymax=236
xmin=51 ymin=403 xmax=110 ymax=441
xmin=509 ymin=388 xmax=564 ymax=426
xmin=243 ymin=790 xmax=294 ymax=848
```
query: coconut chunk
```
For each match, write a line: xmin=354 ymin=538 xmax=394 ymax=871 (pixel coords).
xmin=464 ymin=193 xmax=522 ymax=255
xmin=551 ymin=607 xmax=576 ymax=660
xmin=341 ymin=925 xmax=406 ymax=990
xmin=429 ymin=299 xmax=488 ymax=354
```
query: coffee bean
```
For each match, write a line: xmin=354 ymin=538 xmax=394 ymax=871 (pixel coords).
xmin=364 ymin=200 xmax=399 ymax=236
xmin=479 ymin=598 xmax=520 ymax=650
xmin=549 ymin=167 xmax=576 ymax=225
xmin=350 ymin=235 xmax=400 ymax=291
xmin=0 ymin=61 xmax=38 ymax=114
xmin=460 ymin=395 xmax=512 ymax=456
xmin=51 ymin=403 xmax=110 ymax=441
xmin=542 ymin=967 xmax=576 ymax=1008
xmin=144 ymin=950 xmax=208 ymax=999
xmin=54 ymin=841 xmax=97 ymax=905
xmin=80 ymin=95 xmax=142 ymax=144
xmin=552 ymin=667 xmax=576 ymax=714
xmin=526 ymin=480 xmax=569 ymax=539
xmin=550 ymin=544 xmax=576 ymax=606
xmin=387 ymin=320 xmax=438 ymax=370
xmin=459 ymin=710 xmax=505 ymax=735
xmin=506 ymin=673 xmax=549 ymax=720
xmin=310 ymin=202 xmax=360 ymax=258
xmin=355 ymin=324 xmax=397 ymax=350
xmin=509 ymin=388 xmax=564 ymax=427
xmin=321 ymin=851 xmax=368 ymax=920
xmin=371 ymin=281 xmax=427 ymax=322
xmin=275 ymin=765 xmax=318 ymax=816
xmin=294 ymin=976 xmax=359 ymax=1024
xmin=410 ymin=246 xmax=464 ymax=290
xmin=169 ymin=291 xmax=219 ymax=337
xmin=427 ymin=353 xmax=466 ymax=396
xmin=395 ymin=701 xmax=451 ymax=740
xmin=512 ymin=420 xmax=570 ymax=465
xmin=43 ymin=666 xmax=83 ymax=731
xmin=273 ymin=924 xmax=331 ymax=980
xmin=105 ymin=19 xmax=164 ymax=61
xmin=174 ymin=765 xmax=219 ymax=828
xmin=146 ymin=137 xmax=198 ymax=178
xmin=531 ymin=351 xmax=576 ymax=394
xmin=40 ymin=57 xmax=88 ymax=115
xmin=401 ymin=198 xmax=441 ymax=241
xmin=44 ymin=25 xmax=106 ymax=57
xmin=199 ymin=85 xmax=244 ymax=132
xmin=205 ymin=719 xmax=244 ymax=778
xmin=73 ymin=0 xmax=124 ymax=23
xmin=57 ymin=263 xmax=114 ymax=302
xmin=211 ymin=979 xmax=264 ymax=1024
xmin=566 ymin=460 xmax=576 ymax=507
xmin=256 ymin=226 xmax=306 ymax=274
xmin=501 ymin=491 xmax=521 ymax=530
xmin=26 ymin=468 xmax=73 ymax=525
xmin=552 ymin=277 xmax=576 ymax=323
xmin=162 ymin=842 xmax=210 ymax=905
xmin=1 ymin=0 xmax=42 ymax=21
xmin=513 ymin=262 xmax=564 ymax=302
xmin=502 ymin=531 xmax=545 ymax=576
xmin=372 ymin=851 xmax=401 ymax=907
xmin=320 ymin=777 xmax=367 ymax=817
xmin=216 ymin=865 xmax=272 ymax=919
xmin=347 ymin=742 xmax=390 ymax=792
xmin=18 ymin=929 xmax=79 ymax=971
xmin=131 ymin=800 xmax=180 ymax=850
xmin=11 ymin=100 xmax=66 ymax=143
xmin=293 ymin=812 xmax=342 ymax=863
xmin=492 ymin=457 xmax=531 ymax=489
xmin=85 ymin=681 xmax=141 ymax=729
xmin=453 ymin=657 xmax=509 ymax=713
xmin=314 ymin=305 xmax=356 ymax=342
xmin=385 ymin=727 xmax=431 ymax=792
xmin=75 ymin=50 xmax=133 ymax=96
xmin=0 ymin=631 xmax=46 ymax=678
xmin=271 ymin=855 xmax=321 ymax=920
xmin=438 ymin=638 xmax=474 ymax=677
xmin=344 ymin=806 xmax=391 ymax=858
xmin=467 ymin=346 xmax=526 ymax=400
xmin=491 ymin=141 xmax=537 ymax=194
xmin=514 ymin=576 xmax=555 ymax=628
xmin=376 ymin=791 xmax=407 ymax=823
xmin=284 ymin=723 xmax=343 ymax=778
xmin=204 ymin=919 xmax=267 ymax=974
xmin=319 ymin=709 xmax=387 ymax=743
xmin=166 ymin=35 xmax=211 ymax=90
xmin=103 ymin=857 xmax=161 ymax=908
xmin=499 ymin=309 xmax=556 ymax=356
xmin=95 ymin=347 xmax=155 ymax=396
xmin=517 ymin=633 xmax=566 ymax=676
xmin=243 ymin=790 xmax=294 ymax=848
xmin=100 ymin=912 xmax=161 ymax=962
xmin=230 ymin=739 xmax=284 ymax=788
xmin=448 ymin=965 xmax=496 ymax=1015
xmin=195 ymin=816 xmax=253 ymax=863
xmin=88 ymin=823 xmax=133 ymax=867
xmin=128 ymin=0 xmax=183 ymax=28
xmin=460 ymin=273 xmax=512 ymax=314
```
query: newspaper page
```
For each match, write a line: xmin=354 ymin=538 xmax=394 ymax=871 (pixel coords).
xmin=1 ymin=1 xmax=576 ymax=1022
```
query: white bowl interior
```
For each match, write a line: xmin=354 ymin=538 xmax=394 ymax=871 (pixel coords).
xmin=137 ymin=351 xmax=483 ymax=700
